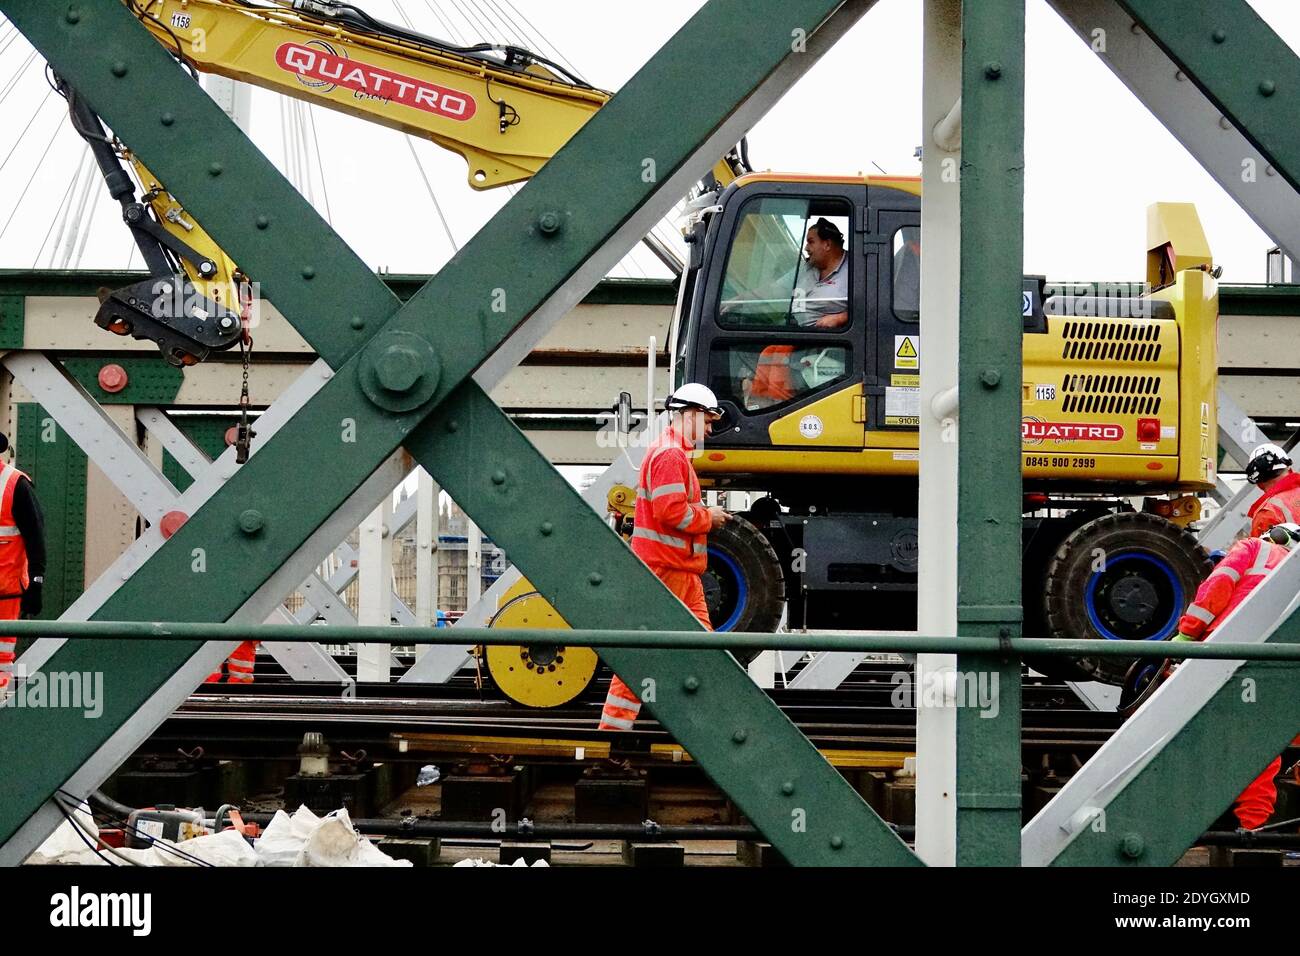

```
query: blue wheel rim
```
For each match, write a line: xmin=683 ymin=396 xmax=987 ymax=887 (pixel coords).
xmin=1084 ymin=550 xmax=1183 ymax=641
xmin=707 ymin=547 xmax=748 ymax=632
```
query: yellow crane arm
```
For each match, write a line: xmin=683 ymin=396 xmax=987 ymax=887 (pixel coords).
xmin=131 ymin=0 xmax=609 ymax=189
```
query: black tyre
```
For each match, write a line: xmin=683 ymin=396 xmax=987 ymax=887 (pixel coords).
xmin=1043 ymin=512 xmax=1212 ymax=685
xmin=1021 ymin=510 xmax=1108 ymax=682
xmin=703 ymin=514 xmax=785 ymax=664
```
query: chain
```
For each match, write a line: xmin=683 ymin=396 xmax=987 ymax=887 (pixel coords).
xmin=235 ymin=275 xmax=255 ymax=464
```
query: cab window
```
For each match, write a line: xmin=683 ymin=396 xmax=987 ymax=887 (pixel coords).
xmin=892 ymin=226 xmax=920 ymax=321
xmin=710 ymin=341 xmax=850 ymax=412
xmin=717 ymin=196 xmax=852 ymax=331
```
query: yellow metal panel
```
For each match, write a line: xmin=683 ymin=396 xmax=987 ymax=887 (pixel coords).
xmin=765 ymin=382 xmax=865 ymax=447
xmin=1146 ymin=201 xmax=1213 ymax=287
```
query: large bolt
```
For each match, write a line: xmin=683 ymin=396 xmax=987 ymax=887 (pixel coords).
xmin=984 ymin=61 xmax=1002 ymax=80
xmin=1119 ymin=832 xmax=1145 ymax=860
xmin=375 ymin=344 xmax=424 ymax=393
xmin=239 ymin=509 xmax=265 ymax=534
xmin=98 ymin=363 xmax=128 ymax=394
xmin=537 ymin=211 xmax=562 ymax=235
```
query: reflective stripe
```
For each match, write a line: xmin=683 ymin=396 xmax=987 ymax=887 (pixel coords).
xmin=228 ymin=674 xmax=253 ymax=684
xmin=676 ymin=510 xmax=699 ymax=531
xmin=632 ymin=527 xmax=689 ymax=551
xmin=1185 ymin=604 xmax=1216 ymax=624
xmin=693 ymin=543 xmax=708 ymax=555
xmin=599 ymin=714 xmax=636 ymax=730
xmin=604 ymin=692 xmax=641 ymax=711
xmin=1276 ymin=499 xmax=1296 ymax=523
xmin=1212 ymin=566 xmax=1241 ymax=584
xmin=1248 ymin=542 xmax=1274 ymax=576
xmin=0 ymin=526 xmax=19 ymax=536
xmin=647 ymin=482 xmax=686 ymax=500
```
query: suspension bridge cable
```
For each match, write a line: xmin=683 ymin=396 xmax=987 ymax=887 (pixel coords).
xmin=31 ymin=153 xmax=80 ymax=268
xmin=0 ymin=118 xmax=64 ymax=244
xmin=305 ymin=104 xmax=333 ymax=225
xmin=0 ymin=85 xmax=52 ymax=177
xmin=497 ymin=0 xmax=585 ymax=81
xmin=419 ymin=0 xmax=469 ymax=46
xmin=405 ymin=137 xmax=459 ymax=254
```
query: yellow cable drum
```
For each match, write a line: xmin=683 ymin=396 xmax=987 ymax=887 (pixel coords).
xmin=484 ymin=579 xmax=598 ymax=707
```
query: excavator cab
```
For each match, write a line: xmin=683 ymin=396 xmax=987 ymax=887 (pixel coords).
xmin=675 ymin=175 xmax=930 ymax=486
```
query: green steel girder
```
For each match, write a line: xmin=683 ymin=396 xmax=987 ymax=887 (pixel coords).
xmin=58 ymin=357 xmax=183 ymax=405
xmin=1050 ymin=614 xmax=1300 ymax=866
xmin=955 ymin=0 xmax=1025 ymax=866
xmin=0 ymin=0 xmax=916 ymax=865
xmin=1117 ymin=0 xmax=1300 ymax=195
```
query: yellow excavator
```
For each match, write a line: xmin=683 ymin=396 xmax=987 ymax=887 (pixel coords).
xmin=70 ymin=1 xmax=1222 ymax=702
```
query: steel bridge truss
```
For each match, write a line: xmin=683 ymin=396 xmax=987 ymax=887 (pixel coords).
xmin=0 ymin=0 xmax=1297 ymax=866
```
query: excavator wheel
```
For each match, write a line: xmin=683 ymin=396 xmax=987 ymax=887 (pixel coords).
xmin=1042 ymin=512 xmax=1212 ymax=685
xmin=1021 ymin=509 xmax=1108 ymax=682
xmin=703 ymin=514 xmax=785 ymax=665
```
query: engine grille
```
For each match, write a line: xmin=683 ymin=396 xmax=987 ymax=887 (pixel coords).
xmin=1060 ymin=320 xmax=1163 ymax=363
xmin=1061 ymin=372 xmax=1162 ymax=416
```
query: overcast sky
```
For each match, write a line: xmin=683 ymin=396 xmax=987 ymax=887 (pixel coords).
xmin=0 ymin=0 xmax=1296 ymax=283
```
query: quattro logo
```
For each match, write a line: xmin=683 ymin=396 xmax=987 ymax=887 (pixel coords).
xmin=275 ymin=42 xmax=477 ymax=120
xmin=1021 ymin=418 xmax=1124 ymax=444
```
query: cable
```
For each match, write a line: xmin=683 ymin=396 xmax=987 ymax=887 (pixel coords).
xmin=305 ymin=104 xmax=333 ymax=225
xmin=497 ymin=0 xmax=585 ymax=82
xmin=420 ymin=0 xmax=469 ymax=46
xmin=0 ymin=115 xmax=63 ymax=244
xmin=0 ymin=85 xmax=53 ymax=177
xmin=405 ymin=136 xmax=459 ymax=253
xmin=58 ymin=789 xmax=215 ymax=867
xmin=71 ymin=169 xmax=101 ymax=269
xmin=0 ymin=49 xmax=38 ymax=109
xmin=52 ymin=794 xmax=129 ymax=866
xmin=31 ymin=157 xmax=80 ymax=269
xmin=446 ymin=0 xmax=498 ymax=46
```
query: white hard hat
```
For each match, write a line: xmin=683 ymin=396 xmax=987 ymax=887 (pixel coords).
xmin=666 ymin=382 xmax=722 ymax=417
xmin=1246 ymin=443 xmax=1292 ymax=484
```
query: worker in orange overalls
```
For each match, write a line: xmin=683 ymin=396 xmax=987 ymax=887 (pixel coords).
xmin=1173 ymin=524 xmax=1299 ymax=829
xmin=206 ymin=640 xmax=257 ymax=684
xmin=0 ymin=432 xmax=47 ymax=693
xmin=1245 ymin=442 xmax=1300 ymax=536
xmin=599 ymin=383 xmax=729 ymax=730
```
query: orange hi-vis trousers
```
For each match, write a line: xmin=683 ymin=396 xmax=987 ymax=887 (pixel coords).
xmin=599 ymin=567 xmax=712 ymax=731
xmin=205 ymin=640 xmax=258 ymax=684
xmin=0 ymin=595 xmax=18 ymax=690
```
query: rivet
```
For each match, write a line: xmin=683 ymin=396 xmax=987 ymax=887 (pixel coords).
xmin=160 ymin=112 xmax=175 ymax=127
xmin=111 ymin=61 xmax=128 ymax=78
xmin=980 ymin=368 xmax=1001 ymax=388
xmin=238 ymin=509 xmax=265 ymax=534
xmin=829 ymin=835 xmax=844 ymax=850
xmin=255 ymin=215 xmax=270 ymax=230
xmin=1120 ymin=833 xmax=1144 ymax=859
xmin=491 ymin=469 xmax=506 ymax=485
xmin=537 ymin=210 xmax=562 ymax=235
xmin=1174 ymin=70 xmax=1185 ymax=82
xmin=1259 ymin=80 xmax=1276 ymax=97
xmin=683 ymin=676 xmax=699 ymax=693
xmin=208 ymin=162 xmax=223 ymax=177
xmin=301 ymin=266 xmax=316 ymax=280
xmin=446 ymin=419 xmax=459 ymax=433
xmin=732 ymin=729 xmax=747 ymax=744
xmin=588 ymin=572 xmax=602 ymax=586
xmin=984 ymin=61 xmax=1002 ymax=80
xmin=1212 ymin=28 xmax=1226 ymax=44
xmin=781 ymin=781 xmax=795 ymax=796
xmin=350 ymin=316 xmax=365 ymax=330
xmin=539 ymin=520 xmax=553 ymax=536
xmin=65 ymin=9 xmax=81 ymax=24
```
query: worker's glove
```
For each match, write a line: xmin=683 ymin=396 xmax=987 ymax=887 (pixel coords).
xmin=20 ymin=578 xmax=42 ymax=618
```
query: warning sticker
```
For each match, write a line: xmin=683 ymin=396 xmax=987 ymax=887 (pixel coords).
xmin=891 ymin=374 xmax=919 ymax=387
xmin=892 ymin=450 xmax=919 ymax=461
xmin=884 ymin=385 xmax=920 ymax=426
xmin=894 ymin=335 xmax=919 ymax=369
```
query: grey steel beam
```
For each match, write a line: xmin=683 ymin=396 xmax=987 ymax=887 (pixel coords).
xmin=1048 ymin=0 xmax=1300 ymax=260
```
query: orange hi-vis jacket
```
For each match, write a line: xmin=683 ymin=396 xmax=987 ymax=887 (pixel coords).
xmin=0 ymin=463 xmax=31 ymax=599
xmin=1176 ymin=535 xmax=1288 ymax=829
xmin=630 ymin=425 xmax=712 ymax=574
xmin=1177 ymin=536 xmax=1287 ymax=639
xmin=1248 ymin=471 xmax=1300 ymax=536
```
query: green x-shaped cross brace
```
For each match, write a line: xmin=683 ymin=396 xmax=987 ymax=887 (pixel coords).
xmin=0 ymin=0 xmax=917 ymax=865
